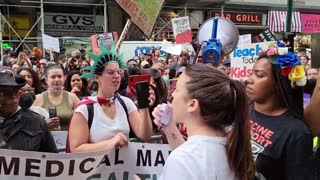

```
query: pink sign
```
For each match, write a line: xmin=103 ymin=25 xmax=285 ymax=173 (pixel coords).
xmin=302 ymin=14 xmax=320 ymax=33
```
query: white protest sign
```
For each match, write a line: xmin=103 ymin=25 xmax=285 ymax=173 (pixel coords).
xmin=42 ymin=34 xmax=60 ymax=52
xmin=119 ymin=41 xmax=166 ymax=62
xmin=171 ymin=16 xmax=192 ymax=44
xmin=51 ymin=131 xmax=68 ymax=150
xmin=0 ymin=142 xmax=171 ymax=180
xmin=238 ymin=34 xmax=252 ymax=45
xmin=230 ymin=42 xmax=274 ymax=80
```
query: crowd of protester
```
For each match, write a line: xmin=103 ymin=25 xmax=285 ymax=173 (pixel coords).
xmin=0 ymin=40 xmax=319 ymax=179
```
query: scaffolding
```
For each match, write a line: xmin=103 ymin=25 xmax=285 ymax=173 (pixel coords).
xmin=0 ymin=0 xmax=109 ymax=57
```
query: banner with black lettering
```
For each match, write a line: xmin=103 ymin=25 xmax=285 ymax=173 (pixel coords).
xmin=230 ymin=42 xmax=274 ymax=80
xmin=0 ymin=142 xmax=171 ymax=180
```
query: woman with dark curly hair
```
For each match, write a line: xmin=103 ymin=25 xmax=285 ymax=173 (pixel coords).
xmin=17 ymin=67 xmax=44 ymax=94
xmin=64 ymin=70 xmax=90 ymax=100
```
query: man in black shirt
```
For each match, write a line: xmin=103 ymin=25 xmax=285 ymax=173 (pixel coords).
xmin=0 ymin=67 xmax=57 ymax=153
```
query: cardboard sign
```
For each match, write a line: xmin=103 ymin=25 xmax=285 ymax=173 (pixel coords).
xmin=171 ymin=16 xmax=192 ymax=44
xmin=91 ymin=32 xmax=118 ymax=54
xmin=115 ymin=0 xmax=164 ymax=37
xmin=302 ymin=14 xmax=320 ymax=33
xmin=230 ymin=42 xmax=273 ymax=80
xmin=0 ymin=142 xmax=171 ymax=180
xmin=42 ymin=34 xmax=60 ymax=52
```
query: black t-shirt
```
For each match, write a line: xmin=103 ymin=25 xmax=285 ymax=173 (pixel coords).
xmin=250 ymin=108 xmax=313 ymax=180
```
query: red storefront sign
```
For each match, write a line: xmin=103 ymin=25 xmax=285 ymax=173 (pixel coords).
xmin=302 ymin=14 xmax=320 ymax=33
xmin=210 ymin=11 xmax=263 ymax=25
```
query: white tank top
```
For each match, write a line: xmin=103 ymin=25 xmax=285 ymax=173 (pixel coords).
xmin=74 ymin=96 xmax=137 ymax=143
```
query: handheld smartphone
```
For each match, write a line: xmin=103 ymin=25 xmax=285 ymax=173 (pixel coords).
xmin=168 ymin=79 xmax=178 ymax=92
xmin=141 ymin=68 xmax=160 ymax=79
xmin=159 ymin=104 xmax=173 ymax=126
xmin=169 ymin=69 xmax=176 ymax=79
xmin=150 ymin=69 xmax=160 ymax=78
xmin=135 ymin=81 xmax=150 ymax=109
xmin=48 ymin=106 xmax=57 ymax=118
xmin=128 ymin=75 xmax=151 ymax=90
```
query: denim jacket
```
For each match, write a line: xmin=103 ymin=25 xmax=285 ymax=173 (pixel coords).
xmin=0 ymin=108 xmax=58 ymax=153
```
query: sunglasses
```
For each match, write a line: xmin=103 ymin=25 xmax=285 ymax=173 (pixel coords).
xmin=102 ymin=69 xmax=124 ymax=76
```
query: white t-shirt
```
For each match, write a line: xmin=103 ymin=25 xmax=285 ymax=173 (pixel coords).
xmin=74 ymin=95 xmax=137 ymax=143
xmin=159 ymin=136 xmax=237 ymax=180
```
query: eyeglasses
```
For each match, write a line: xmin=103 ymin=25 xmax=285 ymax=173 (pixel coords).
xmin=102 ymin=69 xmax=124 ymax=76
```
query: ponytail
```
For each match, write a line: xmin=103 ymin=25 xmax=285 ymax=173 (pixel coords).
xmin=226 ymin=80 xmax=255 ymax=180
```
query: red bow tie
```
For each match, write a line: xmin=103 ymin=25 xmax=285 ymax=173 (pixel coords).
xmin=97 ymin=97 xmax=115 ymax=105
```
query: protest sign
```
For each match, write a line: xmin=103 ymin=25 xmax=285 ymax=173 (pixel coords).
xmin=51 ymin=131 xmax=68 ymax=151
xmin=230 ymin=42 xmax=273 ymax=80
xmin=238 ymin=34 xmax=252 ymax=45
xmin=91 ymin=32 xmax=118 ymax=54
xmin=114 ymin=0 xmax=164 ymax=37
xmin=171 ymin=16 xmax=192 ymax=44
xmin=119 ymin=41 xmax=167 ymax=62
xmin=252 ymin=29 xmax=276 ymax=43
xmin=60 ymin=37 xmax=91 ymax=55
xmin=42 ymin=34 xmax=60 ymax=52
xmin=0 ymin=142 xmax=171 ymax=180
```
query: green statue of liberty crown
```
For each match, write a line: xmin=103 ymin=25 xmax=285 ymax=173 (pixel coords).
xmin=80 ymin=43 xmax=127 ymax=79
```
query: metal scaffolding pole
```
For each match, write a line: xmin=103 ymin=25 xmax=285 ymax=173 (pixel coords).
xmin=104 ymin=0 xmax=108 ymax=33
xmin=21 ymin=0 xmax=105 ymax=6
xmin=40 ymin=0 xmax=45 ymax=58
xmin=0 ymin=10 xmax=3 ymax=58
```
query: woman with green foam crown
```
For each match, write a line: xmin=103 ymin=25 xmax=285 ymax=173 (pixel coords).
xmin=67 ymin=44 xmax=153 ymax=153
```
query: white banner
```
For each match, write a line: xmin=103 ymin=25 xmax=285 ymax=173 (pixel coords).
xmin=42 ymin=34 xmax=60 ymax=52
xmin=230 ymin=42 xmax=274 ymax=80
xmin=0 ymin=142 xmax=171 ymax=180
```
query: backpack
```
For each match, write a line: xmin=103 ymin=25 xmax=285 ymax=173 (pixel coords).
xmin=66 ymin=94 xmax=134 ymax=153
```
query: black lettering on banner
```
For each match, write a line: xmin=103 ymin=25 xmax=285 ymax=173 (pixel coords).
xmin=108 ymin=172 xmax=116 ymax=180
xmin=25 ymin=159 xmax=41 ymax=177
xmin=137 ymin=174 xmax=157 ymax=180
xmin=0 ymin=156 xmax=19 ymax=175
xmin=97 ymin=155 xmax=111 ymax=167
xmin=114 ymin=149 xmax=124 ymax=165
xmin=46 ymin=160 xmax=63 ymax=177
xmin=136 ymin=149 xmax=151 ymax=166
xmin=123 ymin=171 xmax=129 ymax=180
xmin=86 ymin=173 xmax=101 ymax=180
xmin=154 ymin=151 xmax=165 ymax=166
xmin=68 ymin=159 xmax=75 ymax=176
xmin=79 ymin=158 xmax=95 ymax=174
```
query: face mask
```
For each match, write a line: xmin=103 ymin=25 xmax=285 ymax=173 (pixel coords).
xmin=19 ymin=93 xmax=36 ymax=109
xmin=162 ymin=76 xmax=169 ymax=84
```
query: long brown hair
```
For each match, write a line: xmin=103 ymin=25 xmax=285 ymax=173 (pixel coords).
xmin=184 ymin=64 xmax=255 ymax=180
